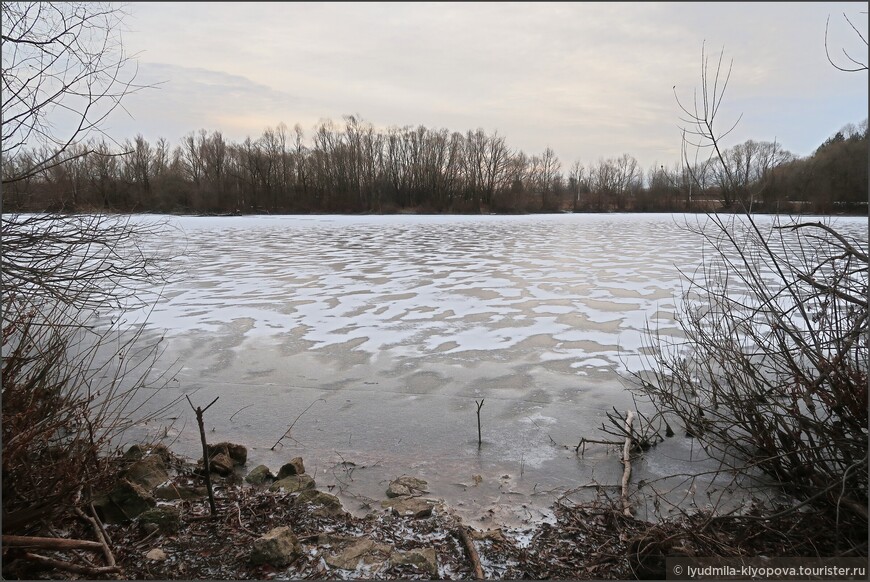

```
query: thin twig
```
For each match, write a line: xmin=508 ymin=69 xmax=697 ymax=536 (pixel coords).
xmin=575 ymin=437 xmax=623 ymax=456
xmin=270 ymin=398 xmax=325 ymax=450
xmin=229 ymin=404 xmax=254 ymax=423
xmin=234 ymin=502 xmax=258 ymax=537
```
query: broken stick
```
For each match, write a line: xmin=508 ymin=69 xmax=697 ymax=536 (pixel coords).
xmin=73 ymin=506 xmax=117 ymax=571
xmin=2 ymin=535 xmax=104 ymax=551
xmin=21 ymin=553 xmax=121 ymax=576
xmin=455 ymin=523 xmax=485 ymax=580
xmin=186 ymin=394 xmax=220 ymax=516
xmin=621 ymin=410 xmax=635 ymax=517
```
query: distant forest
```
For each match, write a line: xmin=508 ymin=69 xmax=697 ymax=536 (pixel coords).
xmin=3 ymin=115 xmax=867 ymax=215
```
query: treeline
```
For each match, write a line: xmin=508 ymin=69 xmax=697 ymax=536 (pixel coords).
xmin=3 ymin=115 xmax=867 ymax=215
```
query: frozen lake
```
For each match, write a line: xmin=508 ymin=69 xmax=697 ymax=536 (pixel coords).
xmin=120 ymin=212 xmax=866 ymax=525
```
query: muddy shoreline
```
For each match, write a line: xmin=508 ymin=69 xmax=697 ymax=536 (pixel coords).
xmin=4 ymin=441 xmax=861 ymax=581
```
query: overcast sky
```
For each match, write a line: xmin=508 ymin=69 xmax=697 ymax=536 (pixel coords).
xmin=117 ymin=2 xmax=868 ymax=171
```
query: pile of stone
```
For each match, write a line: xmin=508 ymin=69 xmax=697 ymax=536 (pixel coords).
xmin=242 ymin=466 xmax=442 ymax=573
xmin=95 ymin=442 xmax=444 ymax=576
xmin=381 ymin=475 xmax=440 ymax=519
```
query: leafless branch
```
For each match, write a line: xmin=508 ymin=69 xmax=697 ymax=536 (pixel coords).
xmin=825 ymin=13 xmax=869 ymax=73
xmin=1 ymin=2 xmax=155 ymax=185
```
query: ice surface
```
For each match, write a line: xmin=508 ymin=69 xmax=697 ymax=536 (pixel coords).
xmin=127 ymin=213 xmax=711 ymax=367
xmin=114 ymin=212 xmax=866 ymax=524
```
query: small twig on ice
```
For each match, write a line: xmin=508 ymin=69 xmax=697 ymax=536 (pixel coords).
xmin=270 ymin=397 xmax=325 ymax=450
xmin=229 ymin=404 xmax=254 ymax=422
xmin=574 ymin=438 xmax=623 ymax=456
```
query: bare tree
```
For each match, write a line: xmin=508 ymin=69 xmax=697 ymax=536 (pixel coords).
xmin=291 ymin=123 xmax=310 ymax=206
xmin=1 ymin=2 xmax=145 ymax=186
xmin=568 ymin=160 xmax=586 ymax=212
xmin=613 ymin=153 xmax=640 ymax=210
xmin=588 ymin=154 xmax=638 ymax=211
xmin=202 ymin=130 xmax=229 ymax=209
xmin=644 ymin=162 xmax=680 ymax=211
xmin=462 ymin=128 xmax=488 ymax=211
xmin=483 ymin=131 xmax=511 ymax=209
xmin=710 ymin=139 xmax=794 ymax=209
xmin=674 ymin=42 xmax=743 ymax=208
xmin=178 ymin=130 xmax=206 ymax=187
xmin=539 ymin=146 xmax=562 ymax=211
xmin=90 ymin=138 xmax=121 ymax=208
xmin=258 ymin=126 xmax=282 ymax=210
xmin=123 ymin=134 xmax=152 ymax=207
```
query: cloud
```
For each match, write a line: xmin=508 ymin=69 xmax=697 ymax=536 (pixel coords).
xmin=110 ymin=62 xmax=304 ymax=144
xmin=116 ymin=2 xmax=867 ymax=168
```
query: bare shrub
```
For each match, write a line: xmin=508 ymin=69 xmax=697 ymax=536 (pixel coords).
xmin=634 ymin=215 xmax=867 ymax=520
xmin=1 ymin=213 xmax=180 ymax=534
xmin=631 ymin=41 xmax=868 ymax=551
xmin=2 ymin=1 xmax=179 ymax=538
